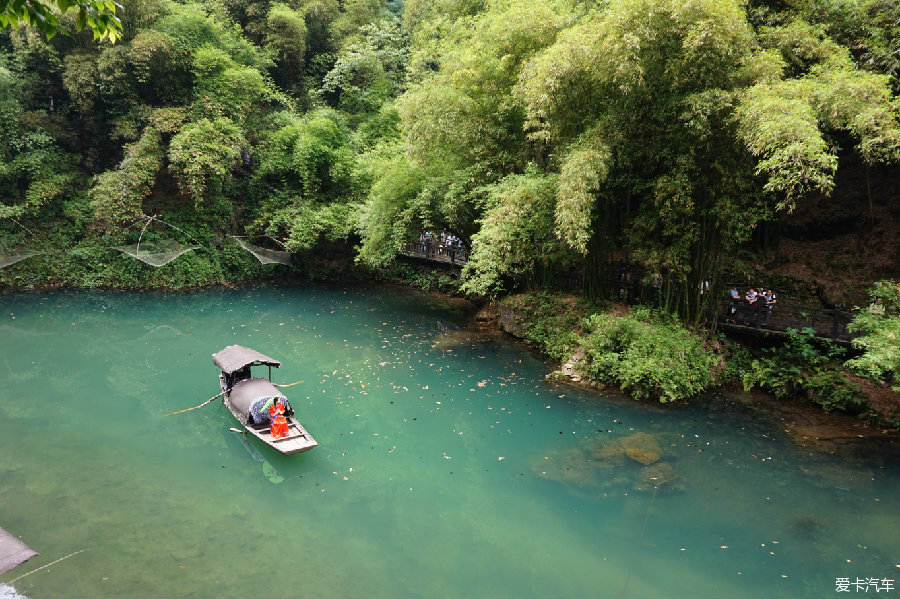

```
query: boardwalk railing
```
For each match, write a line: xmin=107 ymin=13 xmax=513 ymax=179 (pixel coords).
xmin=403 ymin=241 xmax=469 ymax=265
xmin=718 ymin=299 xmax=857 ymax=342
xmin=399 ymin=244 xmax=860 ymax=342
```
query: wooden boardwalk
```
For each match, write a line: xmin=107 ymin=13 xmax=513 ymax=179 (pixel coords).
xmin=402 ymin=242 xmax=468 ymax=265
xmin=399 ymin=244 xmax=858 ymax=342
xmin=716 ymin=299 xmax=857 ymax=342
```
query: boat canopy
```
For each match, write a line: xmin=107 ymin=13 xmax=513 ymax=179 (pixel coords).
xmin=212 ymin=345 xmax=281 ymax=374
xmin=228 ymin=377 xmax=286 ymax=420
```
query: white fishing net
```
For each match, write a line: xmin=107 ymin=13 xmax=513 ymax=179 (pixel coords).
xmin=0 ymin=249 xmax=42 ymax=269
xmin=114 ymin=239 xmax=200 ymax=267
xmin=112 ymin=214 xmax=203 ymax=267
xmin=234 ymin=236 xmax=294 ymax=266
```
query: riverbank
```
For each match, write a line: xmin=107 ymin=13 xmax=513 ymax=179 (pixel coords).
xmin=459 ymin=291 xmax=900 ymax=437
xmin=381 ymin=282 xmax=900 ymax=454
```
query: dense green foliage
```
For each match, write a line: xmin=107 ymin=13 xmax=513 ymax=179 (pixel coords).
xmin=0 ymin=0 xmax=407 ymax=287
xmin=742 ymin=327 xmax=868 ymax=414
xmin=1 ymin=0 xmax=122 ymax=42
xmin=499 ymin=292 xmax=586 ymax=362
xmin=354 ymin=0 xmax=900 ymax=323
xmin=577 ymin=308 xmax=722 ymax=403
xmin=1 ymin=0 xmax=898 ymax=298
xmin=500 ymin=293 xmax=721 ymax=403
xmin=847 ymin=280 xmax=900 ymax=389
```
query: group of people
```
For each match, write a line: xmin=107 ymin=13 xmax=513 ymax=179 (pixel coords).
xmin=727 ymin=286 xmax=777 ymax=326
xmin=417 ymin=231 xmax=466 ymax=260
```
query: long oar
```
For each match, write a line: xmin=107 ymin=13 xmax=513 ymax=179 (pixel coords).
xmin=164 ymin=391 xmax=224 ymax=417
xmin=7 ymin=549 xmax=89 ymax=584
xmin=273 ymin=380 xmax=303 ymax=388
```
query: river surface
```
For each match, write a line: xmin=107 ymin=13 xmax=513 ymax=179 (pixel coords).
xmin=0 ymin=285 xmax=898 ymax=599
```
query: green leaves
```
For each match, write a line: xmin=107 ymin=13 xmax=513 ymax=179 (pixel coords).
xmin=168 ymin=118 xmax=245 ymax=207
xmin=248 ymin=109 xmax=359 ymax=249
xmin=0 ymin=0 xmax=122 ymax=42
xmin=742 ymin=328 xmax=867 ymax=414
xmin=735 ymin=80 xmax=837 ymax=207
xmin=355 ymin=142 xmax=425 ymax=267
xmin=735 ymin=41 xmax=900 ymax=209
xmin=251 ymin=108 xmax=354 ymax=204
xmin=265 ymin=3 xmax=306 ymax=61
xmin=847 ymin=281 xmax=900 ymax=389
xmin=579 ymin=306 xmax=721 ymax=402
xmin=320 ymin=18 xmax=406 ymax=116
xmin=89 ymin=126 xmax=164 ymax=230
xmin=460 ymin=166 xmax=559 ymax=296
xmin=191 ymin=44 xmax=270 ymax=123
xmin=555 ymin=140 xmax=610 ymax=254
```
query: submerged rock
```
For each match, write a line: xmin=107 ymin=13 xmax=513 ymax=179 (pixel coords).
xmin=591 ymin=431 xmax=663 ymax=466
xmin=634 ymin=462 xmax=685 ymax=492
xmin=625 ymin=447 xmax=660 ymax=465
xmin=533 ymin=448 xmax=599 ymax=487
xmin=538 ymin=431 xmax=682 ymax=493
xmin=789 ymin=513 xmax=825 ymax=538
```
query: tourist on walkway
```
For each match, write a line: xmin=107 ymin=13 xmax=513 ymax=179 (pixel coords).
xmin=745 ymin=287 xmax=759 ymax=325
xmin=762 ymin=288 xmax=777 ymax=326
xmin=728 ymin=286 xmax=740 ymax=323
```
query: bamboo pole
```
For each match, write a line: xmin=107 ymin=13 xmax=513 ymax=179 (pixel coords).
xmin=272 ymin=380 xmax=303 ymax=388
xmin=164 ymin=391 xmax=224 ymax=416
xmin=164 ymin=381 xmax=302 ymax=417
xmin=7 ymin=549 xmax=88 ymax=584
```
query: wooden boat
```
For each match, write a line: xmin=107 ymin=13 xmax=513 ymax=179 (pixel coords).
xmin=212 ymin=345 xmax=317 ymax=455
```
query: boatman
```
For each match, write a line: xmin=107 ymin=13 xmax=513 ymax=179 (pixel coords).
xmin=269 ymin=397 xmax=289 ymax=438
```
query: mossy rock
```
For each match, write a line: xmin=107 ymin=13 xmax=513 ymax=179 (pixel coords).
xmin=592 ymin=431 xmax=663 ymax=465
xmin=625 ymin=446 xmax=660 ymax=465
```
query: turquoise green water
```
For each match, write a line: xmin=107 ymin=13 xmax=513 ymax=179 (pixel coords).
xmin=0 ymin=285 xmax=898 ymax=599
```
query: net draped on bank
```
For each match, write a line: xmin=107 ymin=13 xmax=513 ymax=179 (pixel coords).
xmin=233 ymin=236 xmax=294 ymax=266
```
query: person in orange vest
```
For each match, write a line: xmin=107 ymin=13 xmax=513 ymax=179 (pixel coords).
xmin=269 ymin=397 xmax=289 ymax=438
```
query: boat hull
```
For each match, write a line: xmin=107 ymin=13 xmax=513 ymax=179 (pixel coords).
xmin=217 ymin=373 xmax=318 ymax=456
xmin=224 ymin=397 xmax=318 ymax=455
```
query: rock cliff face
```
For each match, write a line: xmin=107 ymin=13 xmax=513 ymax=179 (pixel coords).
xmin=498 ymin=304 xmax=526 ymax=338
